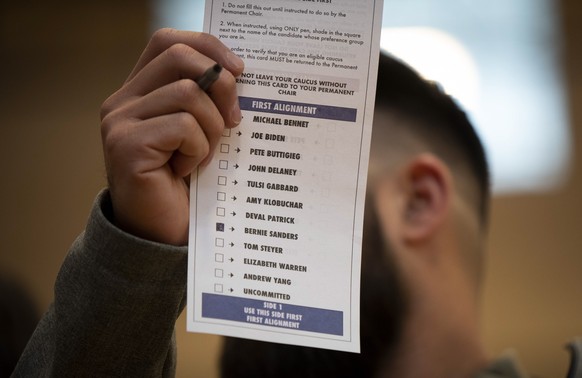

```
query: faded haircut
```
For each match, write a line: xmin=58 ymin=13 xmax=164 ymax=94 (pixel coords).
xmin=373 ymin=52 xmax=490 ymax=225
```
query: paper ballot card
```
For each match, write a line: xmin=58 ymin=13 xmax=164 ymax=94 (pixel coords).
xmin=187 ymin=0 xmax=384 ymax=353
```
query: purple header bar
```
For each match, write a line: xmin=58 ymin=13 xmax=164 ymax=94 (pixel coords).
xmin=239 ymin=96 xmax=357 ymax=122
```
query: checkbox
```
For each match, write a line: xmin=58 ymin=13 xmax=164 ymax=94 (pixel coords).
xmin=215 ymin=269 xmax=224 ymax=278
xmin=217 ymin=192 xmax=227 ymax=201
xmin=324 ymin=155 xmax=333 ymax=165
xmin=215 ymin=238 xmax=224 ymax=247
xmin=220 ymin=144 xmax=230 ymax=153
xmin=216 ymin=223 xmax=225 ymax=232
xmin=222 ymin=129 xmax=231 ymax=137
xmin=219 ymin=160 xmax=229 ymax=170
xmin=214 ymin=283 xmax=223 ymax=293
xmin=322 ymin=188 xmax=330 ymax=198
xmin=216 ymin=207 xmax=226 ymax=217
xmin=218 ymin=176 xmax=227 ymax=186
xmin=215 ymin=253 xmax=224 ymax=263
xmin=327 ymin=124 xmax=336 ymax=132
xmin=326 ymin=139 xmax=335 ymax=148
xmin=323 ymin=171 xmax=332 ymax=181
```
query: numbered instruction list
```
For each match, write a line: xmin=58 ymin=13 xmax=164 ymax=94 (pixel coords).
xmin=188 ymin=0 xmax=384 ymax=353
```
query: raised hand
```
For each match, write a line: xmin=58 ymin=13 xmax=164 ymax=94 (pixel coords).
xmin=100 ymin=28 xmax=244 ymax=245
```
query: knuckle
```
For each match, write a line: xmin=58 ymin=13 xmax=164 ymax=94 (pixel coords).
xmin=100 ymin=110 xmax=122 ymax=142
xmin=101 ymin=114 xmax=123 ymax=139
xmin=100 ymin=113 xmax=114 ymax=138
xmin=100 ymin=98 xmax=136 ymax=138
xmin=101 ymin=109 xmax=136 ymax=156
xmin=195 ymin=32 xmax=220 ymax=49
xmin=174 ymin=79 xmax=198 ymax=100
xmin=150 ymin=28 xmax=176 ymax=47
xmin=198 ymin=138 xmax=210 ymax=159
xmin=100 ymin=94 xmax=117 ymax=121
xmin=207 ymin=114 xmax=226 ymax=140
xmin=174 ymin=112 xmax=210 ymax=158
xmin=165 ymin=43 xmax=191 ymax=64
xmin=220 ymin=70 xmax=237 ymax=91
xmin=176 ymin=111 xmax=196 ymax=127
xmin=101 ymin=121 xmax=125 ymax=156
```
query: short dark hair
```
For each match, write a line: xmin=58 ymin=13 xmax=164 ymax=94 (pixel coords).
xmin=374 ymin=52 xmax=490 ymax=223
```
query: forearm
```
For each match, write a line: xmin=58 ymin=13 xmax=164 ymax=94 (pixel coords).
xmin=13 ymin=190 xmax=188 ymax=377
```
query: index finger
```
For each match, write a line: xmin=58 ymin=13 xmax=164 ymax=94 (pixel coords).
xmin=126 ymin=28 xmax=245 ymax=83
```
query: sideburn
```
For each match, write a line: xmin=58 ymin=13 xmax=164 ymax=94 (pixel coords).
xmin=360 ymin=192 xmax=410 ymax=375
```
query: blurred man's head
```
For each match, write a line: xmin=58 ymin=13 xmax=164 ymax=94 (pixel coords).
xmin=370 ymin=52 xmax=489 ymax=287
xmin=220 ymin=52 xmax=491 ymax=378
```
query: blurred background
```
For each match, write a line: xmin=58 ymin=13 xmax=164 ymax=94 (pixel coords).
xmin=0 ymin=0 xmax=580 ymax=376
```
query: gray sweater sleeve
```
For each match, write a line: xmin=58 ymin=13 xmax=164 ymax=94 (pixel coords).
xmin=12 ymin=190 xmax=188 ymax=378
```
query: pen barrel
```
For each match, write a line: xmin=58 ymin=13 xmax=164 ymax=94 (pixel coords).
xmin=196 ymin=64 xmax=223 ymax=92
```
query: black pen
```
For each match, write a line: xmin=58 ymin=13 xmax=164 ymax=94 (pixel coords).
xmin=196 ymin=63 xmax=223 ymax=92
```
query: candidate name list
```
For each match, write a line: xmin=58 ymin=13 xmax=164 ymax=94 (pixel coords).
xmin=237 ymin=114 xmax=309 ymax=302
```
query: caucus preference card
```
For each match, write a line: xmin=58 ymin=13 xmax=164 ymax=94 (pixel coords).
xmin=188 ymin=0 xmax=384 ymax=353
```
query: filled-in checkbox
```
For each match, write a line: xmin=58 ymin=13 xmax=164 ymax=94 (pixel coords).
xmin=215 ymin=238 xmax=224 ymax=247
xmin=218 ymin=176 xmax=227 ymax=186
xmin=215 ymin=253 xmax=224 ymax=263
xmin=215 ymin=269 xmax=224 ymax=278
xmin=217 ymin=192 xmax=227 ymax=201
xmin=219 ymin=160 xmax=228 ymax=170
xmin=214 ymin=283 xmax=223 ymax=293
xmin=216 ymin=207 xmax=226 ymax=217
xmin=220 ymin=144 xmax=230 ymax=153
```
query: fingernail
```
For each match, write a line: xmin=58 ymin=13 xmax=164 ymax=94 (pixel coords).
xmin=227 ymin=51 xmax=245 ymax=72
xmin=232 ymin=105 xmax=242 ymax=126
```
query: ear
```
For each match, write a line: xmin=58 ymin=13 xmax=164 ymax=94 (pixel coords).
xmin=400 ymin=153 xmax=452 ymax=243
